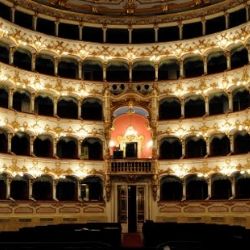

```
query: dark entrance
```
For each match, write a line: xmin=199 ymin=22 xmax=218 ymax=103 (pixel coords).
xmin=126 ymin=142 xmax=137 ymax=158
xmin=128 ymin=185 xmax=137 ymax=232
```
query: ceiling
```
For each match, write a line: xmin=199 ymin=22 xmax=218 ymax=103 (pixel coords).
xmin=30 ymin=0 xmax=224 ymax=16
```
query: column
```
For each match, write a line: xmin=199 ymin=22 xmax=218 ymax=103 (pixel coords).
xmin=53 ymin=138 xmax=58 ymax=157
xmin=28 ymin=179 xmax=33 ymax=199
xmin=54 ymin=57 xmax=58 ymax=76
xmin=6 ymin=177 xmax=11 ymax=199
xmin=154 ymin=63 xmax=159 ymax=81
xmin=78 ymin=99 xmax=82 ymax=119
xmin=203 ymin=55 xmax=207 ymax=75
xmin=181 ymin=98 xmax=185 ymax=117
xmin=128 ymin=27 xmax=132 ymax=44
xmin=53 ymin=97 xmax=58 ymax=117
xmin=178 ymin=22 xmax=183 ymax=40
xmin=30 ymin=93 xmax=35 ymax=113
xmin=103 ymin=26 xmax=107 ymax=43
xmin=202 ymin=17 xmax=206 ymax=36
xmin=32 ymin=14 xmax=37 ymax=31
xmin=78 ymin=140 xmax=82 ymax=159
xmin=9 ymin=47 xmax=15 ymax=65
xmin=207 ymin=177 xmax=212 ymax=199
xmin=79 ymin=24 xmax=83 ymax=40
xmin=228 ymin=91 xmax=233 ymax=112
xmin=103 ymin=63 xmax=107 ymax=81
xmin=8 ymin=89 xmax=13 ymax=109
xmin=11 ymin=7 xmax=15 ymax=23
xmin=30 ymin=136 xmax=34 ymax=156
xmin=129 ymin=62 xmax=132 ymax=82
xmin=55 ymin=20 xmax=59 ymax=36
xmin=7 ymin=133 xmax=13 ymax=153
xmin=246 ymin=4 xmax=249 ymax=21
xmin=229 ymin=134 xmax=234 ymax=154
xmin=182 ymin=178 xmax=186 ymax=200
xmin=31 ymin=53 xmax=36 ymax=72
xmin=226 ymin=51 xmax=231 ymax=70
xmin=181 ymin=138 xmax=186 ymax=158
xmin=76 ymin=179 xmax=81 ymax=200
xmin=205 ymin=95 xmax=209 ymax=115
xmin=52 ymin=179 xmax=58 ymax=200
xmin=154 ymin=25 xmax=158 ymax=42
xmin=205 ymin=137 xmax=210 ymax=156
xmin=225 ymin=12 xmax=229 ymax=29
xmin=179 ymin=59 xmax=184 ymax=78
xmin=230 ymin=176 xmax=236 ymax=199
xmin=78 ymin=60 xmax=82 ymax=79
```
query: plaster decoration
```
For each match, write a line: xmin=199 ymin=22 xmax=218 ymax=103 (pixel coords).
xmin=158 ymin=154 xmax=250 ymax=178
xmin=7 ymin=0 xmax=241 ymax=25
xmin=0 ymin=108 xmax=104 ymax=140
xmin=0 ymin=17 xmax=250 ymax=63
xmin=0 ymin=153 xmax=105 ymax=179
xmin=157 ymin=108 xmax=250 ymax=139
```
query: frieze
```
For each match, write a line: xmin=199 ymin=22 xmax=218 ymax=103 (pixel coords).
xmin=8 ymin=0 xmax=244 ymax=25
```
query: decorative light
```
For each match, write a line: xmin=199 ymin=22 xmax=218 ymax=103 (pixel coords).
xmin=124 ymin=126 xmax=137 ymax=137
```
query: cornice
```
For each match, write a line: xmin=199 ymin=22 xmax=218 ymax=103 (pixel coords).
xmin=157 ymin=108 xmax=250 ymax=139
xmin=0 ymin=153 xmax=105 ymax=178
xmin=1 ymin=17 xmax=250 ymax=62
xmin=0 ymin=107 xmax=105 ymax=140
xmin=7 ymin=0 xmax=245 ymax=25
xmin=158 ymin=153 xmax=250 ymax=177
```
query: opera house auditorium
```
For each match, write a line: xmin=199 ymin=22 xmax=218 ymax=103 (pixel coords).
xmin=0 ymin=0 xmax=249 ymax=249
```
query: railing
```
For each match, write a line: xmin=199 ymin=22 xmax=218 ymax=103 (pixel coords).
xmin=110 ymin=159 xmax=152 ymax=174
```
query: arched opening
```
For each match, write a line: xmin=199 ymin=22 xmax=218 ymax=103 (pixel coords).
xmin=57 ymin=97 xmax=78 ymax=119
xmin=56 ymin=177 xmax=77 ymax=201
xmin=106 ymin=62 xmax=129 ymax=82
xmin=35 ymin=54 xmax=54 ymax=75
xmin=57 ymin=137 xmax=78 ymax=159
xmin=210 ymin=134 xmax=230 ymax=156
xmin=159 ymin=137 xmax=182 ymax=159
xmin=0 ymin=87 xmax=8 ymax=108
xmin=34 ymin=95 xmax=54 ymax=116
xmin=233 ymin=87 xmax=250 ymax=111
xmin=0 ymin=174 xmax=7 ymax=199
xmin=158 ymin=59 xmax=179 ymax=80
xmin=211 ymin=174 xmax=232 ymax=199
xmin=207 ymin=52 xmax=227 ymax=74
xmin=13 ymin=48 xmax=32 ymax=71
xmin=209 ymin=92 xmax=229 ymax=115
xmin=132 ymin=62 xmax=155 ymax=81
xmin=159 ymin=97 xmax=181 ymax=120
xmin=184 ymin=95 xmax=205 ymax=118
xmin=185 ymin=136 xmax=206 ymax=158
xmin=184 ymin=56 xmax=204 ymax=78
xmin=160 ymin=175 xmax=182 ymax=201
xmin=81 ymin=138 xmax=103 ymax=160
xmin=110 ymin=108 xmax=152 ymax=159
xmin=231 ymin=46 xmax=248 ymax=69
xmin=81 ymin=98 xmax=103 ymax=121
xmin=235 ymin=174 xmax=250 ymax=199
xmin=34 ymin=135 xmax=53 ymax=158
xmin=82 ymin=60 xmax=103 ymax=81
xmin=32 ymin=176 xmax=53 ymax=200
xmin=186 ymin=175 xmax=208 ymax=200
xmin=233 ymin=131 xmax=250 ymax=154
xmin=0 ymin=43 xmax=9 ymax=64
xmin=0 ymin=129 xmax=8 ymax=153
xmin=13 ymin=90 xmax=31 ymax=113
xmin=10 ymin=176 xmax=29 ymax=200
xmin=58 ymin=58 xmax=78 ymax=79
xmin=81 ymin=176 xmax=103 ymax=201
xmin=11 ymin=132 xmax=30 ymax=156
